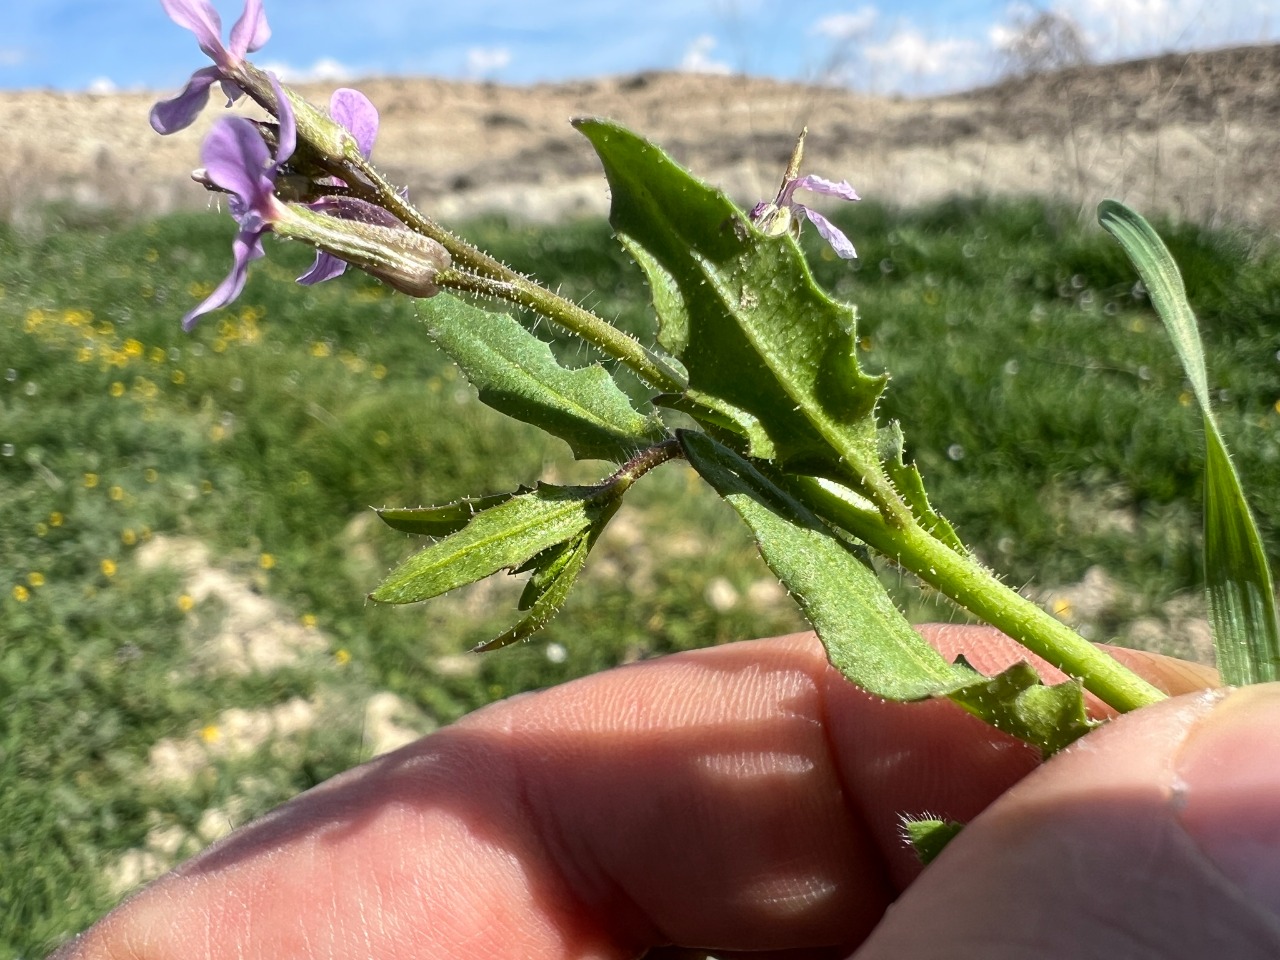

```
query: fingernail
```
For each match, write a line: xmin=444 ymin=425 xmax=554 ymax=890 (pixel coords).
xmin=1177 ymin=684 xmax=1280 ymax=919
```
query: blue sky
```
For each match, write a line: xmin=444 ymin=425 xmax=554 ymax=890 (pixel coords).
xmin=3 ymin=1 xmax=1276 ymax=96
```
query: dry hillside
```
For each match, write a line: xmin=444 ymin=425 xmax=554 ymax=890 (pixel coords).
xmin=2 ymin=43 xmax=1277 ymax=229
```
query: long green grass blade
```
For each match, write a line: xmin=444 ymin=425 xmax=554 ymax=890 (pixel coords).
xmin=1098 ymin=200 xmax=1280 ymax=684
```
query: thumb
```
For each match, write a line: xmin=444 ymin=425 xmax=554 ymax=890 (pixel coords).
xmin=855 ymin=684 xmax=1280 ymax=959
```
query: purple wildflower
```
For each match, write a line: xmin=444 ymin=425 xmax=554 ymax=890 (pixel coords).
xmin=150 ymin=0 xmax=271 ymax=135
xmin=750 ymin=128 xmax=860 ymax=259
xmin=181 ymin=73 xmax=294 ymax=330
xmin=297 ymin=88 xmax=380 ymax=285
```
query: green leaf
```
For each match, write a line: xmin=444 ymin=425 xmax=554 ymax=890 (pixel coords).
xmin=902 ymin=817 xmax=965 ymax=865
xmin=680 ymin=430 xmax=973 ymax=701
xmin=879 ymin=422 xmax=966 ymax=555
xmin=947 ymin=661 xmax=1097 ymax=757
xmin=576 ymin=119 xmax=886 ymax=480
xmin=475 ymin=526 xmax=602 ymax=652
xmin=1098 ymin=200 xmax=1280 ymax=684
xmin=418 ymin=293 xmax=669 ymax=463
xmin=376 ymin=491 xmax=524 ymax=537
xmin=370 ymin=483 xmax=610 ymax=605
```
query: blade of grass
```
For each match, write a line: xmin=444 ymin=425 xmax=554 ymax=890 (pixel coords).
xmin=1098 ymin=200 xmax=1280 ymax=684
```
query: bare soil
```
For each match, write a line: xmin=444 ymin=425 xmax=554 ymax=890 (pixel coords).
xmin=3 ymin=43 xmax=1278 ymax=229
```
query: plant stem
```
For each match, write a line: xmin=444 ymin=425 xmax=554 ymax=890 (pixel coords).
xmin=436 ymin=269 xmax=686 ymax=393
xmin=344 ymin=156 xmax=687 ymax=394
xmin=796 ymin=477 xmax=1168 ymax=713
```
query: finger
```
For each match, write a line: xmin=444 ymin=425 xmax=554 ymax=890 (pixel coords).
xmin=55 ymin=628 xmax=1212 ymax=959
xmin=854 ymin=682 xmax=1280 ymax=959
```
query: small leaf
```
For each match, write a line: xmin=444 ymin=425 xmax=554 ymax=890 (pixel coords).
xmin=947 ymin=661 xmax=1097 ymax=757
xmin=878 ymin=422 xmax=966 ymax=554
xmin=418 ymin=293 xmax=669 ymax=463
xmin=1098 ymin=200 xmax=1280 ymax=684
xmin=371 ymin=483 xmax=609 ymax=605
xmin=376 ymin=491 xmax=523 ymax=537
xmin=901 ymin=817 xmax=965 ymax=865
xmin=680 ymin=430 xmax=973 ymax=701
xmin=475 ymin=527 xmax=602 ymax=652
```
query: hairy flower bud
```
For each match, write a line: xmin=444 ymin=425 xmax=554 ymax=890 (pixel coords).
xmin=275 ymin=200 xmax=451 ymax=298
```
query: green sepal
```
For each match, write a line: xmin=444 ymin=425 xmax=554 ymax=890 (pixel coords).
xmin=417 ymin=293 xmax=669 ymax=464
xmin=376 ymin=490 xmax=525 ymax=537
xmin=679 ymin=430 xmax=974 ymax=701
xmin=902 ymin=817 xmax=966 ymax=865
xmin=576 ymin=118 xmax=886 ymax=481
xmin=946 ymin=661 xmax=1097 ymax=757
xmin=1098 ymin=200 xmax=1280 ymax=684
xmin=370 ymin=482 xmax=612 ymax=605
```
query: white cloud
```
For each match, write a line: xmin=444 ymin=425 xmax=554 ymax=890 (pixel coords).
xmin=86 ymin=76 xmax=117 ymax=95
xmin=465 ymin=46 xmax=512 ymax=77
xmin=864 ymin=28 xmax=983 ymax=80
xmin=0 ymin=47 xmax=28 ymax=68
xmin=811 ymin=7 xmax=879 ymax=42
xmin=680 ymin=34 xmax=732 ymax=74
xmin=259 ymin=58 xmax=357 ymax=83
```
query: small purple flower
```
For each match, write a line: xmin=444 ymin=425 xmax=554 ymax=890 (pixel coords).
xmin=182 ymin=73 xmax=293 ymax=330
xmin=150 ymin=0 xmax=271 ymax=135
xmin=297 ymin=88 xmax=380 ymax=285
xmin=750 ymin=128 xmax=860 ymax=259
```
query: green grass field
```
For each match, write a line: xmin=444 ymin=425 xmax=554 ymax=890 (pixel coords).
xmin=2 ymin=197 xmax=1277 ymax=955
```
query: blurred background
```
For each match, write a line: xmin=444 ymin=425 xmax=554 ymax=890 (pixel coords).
xmin=2 ymin=1 xmax=1279 ymax=954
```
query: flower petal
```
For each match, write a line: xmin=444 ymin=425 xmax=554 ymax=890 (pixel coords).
xmin=791 ymin=174 xmax=860 ymax=202
xmin=228 ymin=0 xmax=271 ymax=57
xmin=160 ymin=0 xmax=225 ymax=61
xmin=298 ymin=252 xmax=349 ymax=285
xmin=269 ymin=73 xmax=297 ymax=168
xmin=182 ymin=230 xmax=264 ymax=330
xmin=801 ymin=206 xmax=857 ymax=259
xmin=149 ymin=65 xmax=220 ymax=134
xmin=329 ymin=88 xmax=379 ymax=157
xmin=201 ymin=117 xmax=273 ymax=202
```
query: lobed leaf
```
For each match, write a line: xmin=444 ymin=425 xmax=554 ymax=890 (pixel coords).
xmin=1098 ymin=200 xmax=1280 ymax=684
xmin=576 ymin=119 xmax=886 ymax=481
xmin=418 ymin=293 xmax=669 ymax=463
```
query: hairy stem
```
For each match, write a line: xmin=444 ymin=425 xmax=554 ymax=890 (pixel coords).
xmin=796 ymin=477 xmax=1168 ymax=713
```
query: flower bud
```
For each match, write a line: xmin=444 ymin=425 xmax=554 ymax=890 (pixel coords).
xmin=275 ymin=201 xmax=451 ymax=298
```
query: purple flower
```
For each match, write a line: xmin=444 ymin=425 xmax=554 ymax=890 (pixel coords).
xmin=749 ymin=128 xmax=860 ymax=259
xmin=750 ymin=175 xmax=860 ymax=259
xmin=181 ymin=73 xmax=294 ymax=330
xmin=297 ymin=88 xmax=380 ymax=285
xmin=150 ymin=0 xmax=271 ymax=135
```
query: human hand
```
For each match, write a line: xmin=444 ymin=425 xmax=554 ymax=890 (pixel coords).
xmin=57 ymin=626 xmax=1280 ymax=959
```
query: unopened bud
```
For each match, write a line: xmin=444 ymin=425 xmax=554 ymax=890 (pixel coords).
xmin=276 ymin=201 xmax=451 ymax=298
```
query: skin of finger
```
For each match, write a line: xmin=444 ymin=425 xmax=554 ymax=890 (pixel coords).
xmin=54 ymin=628 xmax=1209 ymax=960
xmin=853 ymin=686 xmax=1280 ymax=960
